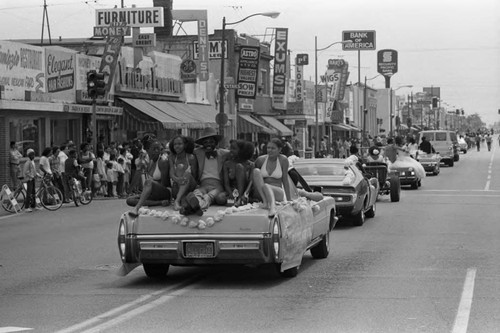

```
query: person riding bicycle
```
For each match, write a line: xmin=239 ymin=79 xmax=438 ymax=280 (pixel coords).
xmin=64 ymin=149 xmax=88 ymax=193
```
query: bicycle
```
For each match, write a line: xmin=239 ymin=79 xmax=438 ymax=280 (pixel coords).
xmin=67 ymin=176 xmax=93 ymax=207
xmin=1 ymin=174 xmax=64 ymax=213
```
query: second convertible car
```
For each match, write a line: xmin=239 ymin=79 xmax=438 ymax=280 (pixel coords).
xmin=293 ymin=158 xmax=379 ymax=226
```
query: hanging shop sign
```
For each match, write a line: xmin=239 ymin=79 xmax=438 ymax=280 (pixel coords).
xmin=45 ymin=47 xmax=76 ymax=102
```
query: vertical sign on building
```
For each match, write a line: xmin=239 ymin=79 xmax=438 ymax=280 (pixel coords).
xmin=197 ymin=17 xmax=209 ymax=81
xmin=236 ymin=46 xmax=260 ymax=99
xmin=272 ymin=28 xmax=288 ymax=110
xmin=295 ymin=54 xmax=307 ymax=102
xmin=99 ymin=22 xmax=127 ymax=92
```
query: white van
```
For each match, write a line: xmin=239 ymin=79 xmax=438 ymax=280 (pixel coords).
xmin=416 ymin=130 xmax=459 ymax=167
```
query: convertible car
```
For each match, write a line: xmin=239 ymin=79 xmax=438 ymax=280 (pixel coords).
xmin=416 ymin=151 xmax=441 ymax=175
xmin=293 ymin=158 xmax=379 ymax=226
xmin=117 ymin=168 xmax=337 ymax=279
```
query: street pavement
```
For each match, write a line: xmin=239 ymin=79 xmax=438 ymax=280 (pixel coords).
xmin=1 ymin=140 xmax=499 ymax=333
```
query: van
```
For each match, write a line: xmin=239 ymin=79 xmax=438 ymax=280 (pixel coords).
xmin=416 ymin=130 xmax=459 ymax=167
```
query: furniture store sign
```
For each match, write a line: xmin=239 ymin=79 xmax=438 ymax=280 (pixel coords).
xmin=95 ymin=7 xmax=164 ymax=27
xmin=45 ymin=47 xmax=76 ymax=102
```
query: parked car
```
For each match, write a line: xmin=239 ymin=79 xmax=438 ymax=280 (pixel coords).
xmin=416 ymin=130 xmax=459 ymax=166
xmin=293 ymin=158 xmax=379 ymax=226
xmin=417 ymin=151 xmax=441 ymax=175
xmin=117 ymin=168 xmax=337 ymax=279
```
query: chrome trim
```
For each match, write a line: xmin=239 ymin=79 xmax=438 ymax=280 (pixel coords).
xmin=139 ymin=241 xmax=178 ymax=250
xmin=136 ymin=234 xmax=268 ymax=240
xmin=219 ymin=241 xmax=260 ymax=250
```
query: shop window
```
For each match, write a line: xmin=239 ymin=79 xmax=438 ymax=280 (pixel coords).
xmin=10 ymin=118 xmax=42 ymax=156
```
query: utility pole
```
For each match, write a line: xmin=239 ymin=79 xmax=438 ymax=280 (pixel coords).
xmin=40 ymin=0 xmax=52 ymax=45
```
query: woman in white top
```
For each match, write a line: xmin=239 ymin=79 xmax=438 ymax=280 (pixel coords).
xmin=39 ymin=147 xmax=53 ymax=177
xmin=252 ymin=138 xmax=293 ymax=217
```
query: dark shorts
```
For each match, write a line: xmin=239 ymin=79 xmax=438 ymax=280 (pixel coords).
xmin=149 ymin=180 xmax=172 ymax=201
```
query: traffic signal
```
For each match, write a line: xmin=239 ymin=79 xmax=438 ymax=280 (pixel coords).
xmin=87 ymin=70 xmax=107 ymax=99
xmin=432 ymin=97 xmax=438 ymax=108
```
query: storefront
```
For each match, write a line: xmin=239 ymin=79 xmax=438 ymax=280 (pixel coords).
xmin=0 ymin=100 xmax=122 ymax=187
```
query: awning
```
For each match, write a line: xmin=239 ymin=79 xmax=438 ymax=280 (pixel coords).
xmin=344 ymin=124 xmax=361 ymax=132
xmin=238 ymin=114 xmax=275 ymax=134
xmin=398 ymin=124 xmax=409 ymax=130
xmin=260 ymin=116 xmax=293 ymax=136
xmin=331 ymin=123 xmax=352 ymax=131
xmin=119 ymin=98 xmax=217 ymax=129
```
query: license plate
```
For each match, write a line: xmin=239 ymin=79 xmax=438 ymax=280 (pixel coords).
xmin=184 ymin=242 xmax=215 ymax=258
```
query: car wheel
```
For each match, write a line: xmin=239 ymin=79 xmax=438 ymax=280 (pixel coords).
xmin=352 ymin=209 xmax=365 ymax=226
xmin=411 ymin=181 xmax=418 ymax=189
xmin=365 ymin=202 xmax=376 ymax=218
xmin=448 ymin=159 xmax=454 ymax=167
xmin=454 ymin=154 xmax=460 ymax=162
xmin=143 ymin=263 xmax=170 ymax=278
xmin=417 ymin=179 xmax=422 ymax=187
xmin=389 ymin=176 xmax=400 ymax=202
xmin=310 ymin=231 xmax=330 ymax=259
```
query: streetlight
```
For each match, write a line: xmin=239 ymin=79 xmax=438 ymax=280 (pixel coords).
xmin=218 ymin=11 xmax=280 ymax=138
xmin=389 ymin=85 xmax=413 ymax=137
xmin=314 ymin=37 xmax=352 ymax=156
xmin=363 ymin=74 xmax=382 ymax=146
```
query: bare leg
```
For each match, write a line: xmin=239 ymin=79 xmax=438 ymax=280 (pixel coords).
xmin=234 ymin=164 xmax=247 ymax=206
xmin=264 ymin=184 xmax=277 ymax=217
xmin=129 ymin=178 xmax=154 ymax=216
xmin=252 ymin=169 xmax=268 ymax=208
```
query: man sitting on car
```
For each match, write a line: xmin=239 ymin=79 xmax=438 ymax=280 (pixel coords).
xmin=419 ymin=136 xmax=435 ymax=154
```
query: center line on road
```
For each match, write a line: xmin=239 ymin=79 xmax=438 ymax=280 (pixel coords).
xmin=452 ymin=268 xmax=477 ymax=333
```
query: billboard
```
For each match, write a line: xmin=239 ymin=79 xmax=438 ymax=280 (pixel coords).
xmin=45 ymin=46 xmax=76 ymax=102
xmin=0 ymin=41 xmax=45 ymax=100
xmin=95 ymin=7 xmax=164 ymax=27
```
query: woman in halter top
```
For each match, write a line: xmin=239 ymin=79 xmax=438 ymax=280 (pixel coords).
xmin=168 ymin=135 xmax=198 ymax=211
xmin=252 ymin=138 xmax=293 ymax=217
xmin=127 ymin=137 xmax=172 ymax=217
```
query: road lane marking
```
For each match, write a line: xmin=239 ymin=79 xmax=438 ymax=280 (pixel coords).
xmin=452 ymin=268 xmax=477 ymax=333
xmin=81 ymin=288 xmax=191 ymax=333
xmin=55 ymin=274 xmax=202 ymax=333
xmin=485 ymin=148 xmax=495 ymax=191
xmin=0 ymin=328 xmax=33 ymax=333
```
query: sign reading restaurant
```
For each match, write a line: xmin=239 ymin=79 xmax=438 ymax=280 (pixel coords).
xmin=95 ymin=7 xmax=164 ymax=27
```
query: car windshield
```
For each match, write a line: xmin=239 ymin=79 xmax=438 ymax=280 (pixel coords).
xmin=295 ymin=163 xmax=346 ymax=177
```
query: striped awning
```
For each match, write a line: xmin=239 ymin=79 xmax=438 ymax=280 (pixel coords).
xmin=119 ymin=98 xmax=217 ymax=129
xmin=260 ymin=116 xmax=293 ymax=136
xmin=331 ymin=123 xmax=352 ymax=131
xmin=238 ymin=114 xmax=276 ymax=134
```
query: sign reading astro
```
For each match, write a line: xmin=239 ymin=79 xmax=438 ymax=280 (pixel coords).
xmin=342 ymin=30 xmax=376 ymax=50
xmin=377 ymin=49 xmax=398 ymax=77
xmin=236 ymin=46 xmax=260 ymax=99
xmin=95 ymin=7 xmax=163 ymax=27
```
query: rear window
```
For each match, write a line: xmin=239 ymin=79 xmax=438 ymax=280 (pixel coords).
xmin=418 ymin=132 xmax=434 ymax=141
xmin=435 ymin=132 xmax=447 ymax=141
xmin=295 ymin=164 xmax=346 ymax=176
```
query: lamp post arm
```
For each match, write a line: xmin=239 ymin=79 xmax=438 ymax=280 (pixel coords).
xmin=225 ymin=12 xmax=278 ymax=26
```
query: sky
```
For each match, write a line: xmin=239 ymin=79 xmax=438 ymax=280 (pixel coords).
xmin=1 ymin=0 xmax=499 ymax=125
